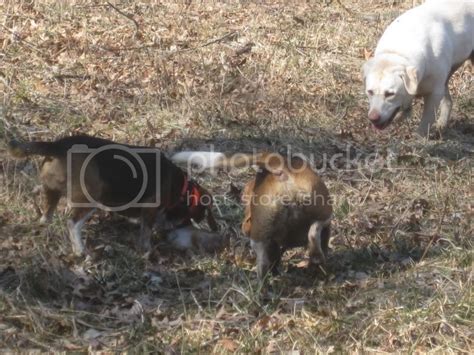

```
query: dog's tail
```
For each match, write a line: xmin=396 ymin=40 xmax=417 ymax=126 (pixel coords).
xmin=171 ymin=151 xmax=230 ymax=169
xmin=171 ymin=151 xmax=267 ymax=170
xmin=166 ymin=226 xmax=228 ymax=254
xmin=171 ymin=151 xmax=307 ymax=179
xmin=8 ymin=139 xmax=63 ymax=159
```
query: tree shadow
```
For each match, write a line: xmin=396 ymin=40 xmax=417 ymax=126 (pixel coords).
xmin=423 ymin=120 xmax=474 ymax=161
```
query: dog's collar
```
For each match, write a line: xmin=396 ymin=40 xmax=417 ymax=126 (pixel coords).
xmin=180 ymin=174 xmax=190 ymax=199
xmin=165 ymin=174 xmax=200 ymax=210
xmin=188 ymin=183 xmax=201 ymax=208
xmin=184 ymin=177 xmax=201 ymax=208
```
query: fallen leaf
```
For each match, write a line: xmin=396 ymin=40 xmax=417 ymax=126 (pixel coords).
xmin=363 ymin=48 xmax=373 ymax=60
xmin=295 ymin=259 xmax=309 ymax=268
xmin=218 ymin=338 xmax=239 ymax=352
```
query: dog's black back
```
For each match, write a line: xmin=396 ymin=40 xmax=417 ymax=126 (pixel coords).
xmin=9 ymin=135 xmax=185 ymax=210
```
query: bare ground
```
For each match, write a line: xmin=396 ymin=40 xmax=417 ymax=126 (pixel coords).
xmin=0 ymin=0 xmax=472 ymax=353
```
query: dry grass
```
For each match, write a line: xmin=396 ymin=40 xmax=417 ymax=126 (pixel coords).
xmin=0 ymin=0 xmax=473 ymax=352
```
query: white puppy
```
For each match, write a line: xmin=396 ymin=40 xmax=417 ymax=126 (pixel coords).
xmin=363 ymin=0 xmax=474 ymax=136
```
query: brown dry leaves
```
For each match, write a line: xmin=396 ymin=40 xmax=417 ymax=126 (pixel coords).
xmin=0 ymin=0 xmax=473 ymax=353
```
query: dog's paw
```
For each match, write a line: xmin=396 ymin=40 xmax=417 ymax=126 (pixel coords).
xmin=72 ymin=248 xmax=86 ymax=258
xmin=430 ymin=123 xmax=448 ymax=140
xmin=415 ymin=127 xmax=430 ymax=139
xmin=39 ymin=215 xmax=51 ymax=224
xmin=137 ymin=243 xmax=152 ymax=255
xmin=309 ymin=254 xmax=326 ymax=266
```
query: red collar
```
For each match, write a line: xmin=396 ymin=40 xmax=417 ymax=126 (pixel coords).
xmin=164 ymin=174 xmax=200 ymax=210
xmin=180 ymin=174 xmax=190 ymax=198
xmin=189 ymin=184 xmax=200 ymax=208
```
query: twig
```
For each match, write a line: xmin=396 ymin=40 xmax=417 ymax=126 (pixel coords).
xmin=0 ymin=73 xmax=14 ymax=93
xmin=53 ymin=73 xmax=92 ymax=81
xmin=197 ymin=31 xmax=238 ymax=49
xmin=95 ymin=43 xmax=158 ymax=53
xmin=164 ymin=31 xmax=238 ymax=56
xmin=0 ymin=24 xmax=42 ymax=54
xmin=19 ymin=334 xmax=50 ymax=351
xmin=175 ymin=272 xmax=188 ymax=318
xmin=420 ymin=196 xmax=449 ymax=262
xmin=335 ymin=0 xmax=353 ymax=15
xmin=97 ymin=31 xmax=238 ymax=54
xmin=389 ymin=190 xmax=428 ymax=238
xmin=106 ymin=2 xmax=140 ymax=37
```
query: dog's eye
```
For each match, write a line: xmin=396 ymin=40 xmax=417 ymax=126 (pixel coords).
xmin=384 ymin=91 xmax=395 ymax=98
xmin=367 ymin=90 xmax=374 ymax=96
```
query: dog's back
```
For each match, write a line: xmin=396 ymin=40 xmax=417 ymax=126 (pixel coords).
xmin=9 ymin=135 xmax=162 ymax=210
xmin=8 ymin=135 xmax=219 ymax=256
xmin=376 ymin=0 xmax=474 ymax=66
xmin=241 ymin=155 xmax=332 ymax=247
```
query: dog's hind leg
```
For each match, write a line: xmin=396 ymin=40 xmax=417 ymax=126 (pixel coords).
xmin=40 ymin=188 xmax=61 ymax=224
xmin=251 ymin=239 xmax=281 ymax=279
xmin=67 ymin=208 xmax=95 ymax=256
xmin=320 ymin=224 xmax=331 ymax=257
xmin=137 ymin=208 xmax=157 ymax=253
xmin=308 ymin=221 xmax=327 ymax=265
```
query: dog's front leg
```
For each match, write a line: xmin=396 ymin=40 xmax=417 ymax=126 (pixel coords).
xmin=400 ymin=105 xmax=413 ymax=122
xmin=435 ymin=85 xmax=452 ymax=132
xmin=67 ymin=208 xmax=95 ymax=256
xmin=154 ymin=208 xmax=174 ymax=231
xmin=138 ymin=208 xmax=156 ymax=252
xmin=417 ymin=91 xmax=444 ymax=137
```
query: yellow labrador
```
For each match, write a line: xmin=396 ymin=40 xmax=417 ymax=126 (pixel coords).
xmin=363 ymin=0 xmax=474 ymax=136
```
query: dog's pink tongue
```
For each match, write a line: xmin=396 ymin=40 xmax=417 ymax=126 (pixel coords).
xmin=371 ymin=124 xmax=383 ymax=132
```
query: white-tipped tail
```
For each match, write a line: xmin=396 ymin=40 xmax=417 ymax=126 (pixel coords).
xmin=171 ymin=151 xmax=227 ymax=169
xmin=167 ymin=226 xmax=227 ymax=253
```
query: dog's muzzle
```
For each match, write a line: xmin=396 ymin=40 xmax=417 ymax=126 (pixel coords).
xmin=371 ymin=107 xmax=401 ymax=130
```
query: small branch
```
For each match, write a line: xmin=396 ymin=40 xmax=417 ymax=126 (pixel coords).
xmin=335 ymin=0 xmax=353 ymax=15
xmin=96 ymin=43 xmax=159 ymax=53
xmin=420 ymin=196 xmax=449 ymax=262
xmin=0 ymin=24 xmax=42 ymax=53
xmin=97 ymin=31 xmax=238 ymax=55
xmin=198 ymin=31 xmax=238 ymax=49
xmin=106 ymin=1 xmax=140 ymax=37
xmin=53 ymin=73 xmax=92 ymax=80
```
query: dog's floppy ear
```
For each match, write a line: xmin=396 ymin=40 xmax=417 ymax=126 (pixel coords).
xmin=401 ymin=66 xmax=418 ymax=95
xmin=241 ymin=214 xmax=251 ymax=236
xmin=362 ymin=58 xmax=374 ymax=81
xmin=269 ymin=168 xmax=289 ymax=181
xmin=256 ymin=153 xmax=289 ymax=181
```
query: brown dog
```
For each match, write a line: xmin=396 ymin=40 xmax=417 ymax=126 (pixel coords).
xmin=172 ymin=151 xmax=333 ymax=278
xmin=8 ymin=135 xmax=218 ymax=256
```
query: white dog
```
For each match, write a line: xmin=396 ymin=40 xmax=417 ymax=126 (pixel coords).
xmin=363 ymin=0 xmax=473 ymax=136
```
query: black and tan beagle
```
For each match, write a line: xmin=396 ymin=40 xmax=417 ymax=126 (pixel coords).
xmin=8 ymin=134 xmax=218 ymax=256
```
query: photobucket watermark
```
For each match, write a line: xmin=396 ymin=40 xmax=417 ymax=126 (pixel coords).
xmin=175 ymin=144 xmax=397 ymax=175
xmin=183 ymin=190 xmax=333 ymax=208
xmin=67 ymin=144 xmax=161 ymax=211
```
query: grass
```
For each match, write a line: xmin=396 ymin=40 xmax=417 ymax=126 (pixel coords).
xmin=0 ymin=0 xmax=473 ymax=352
